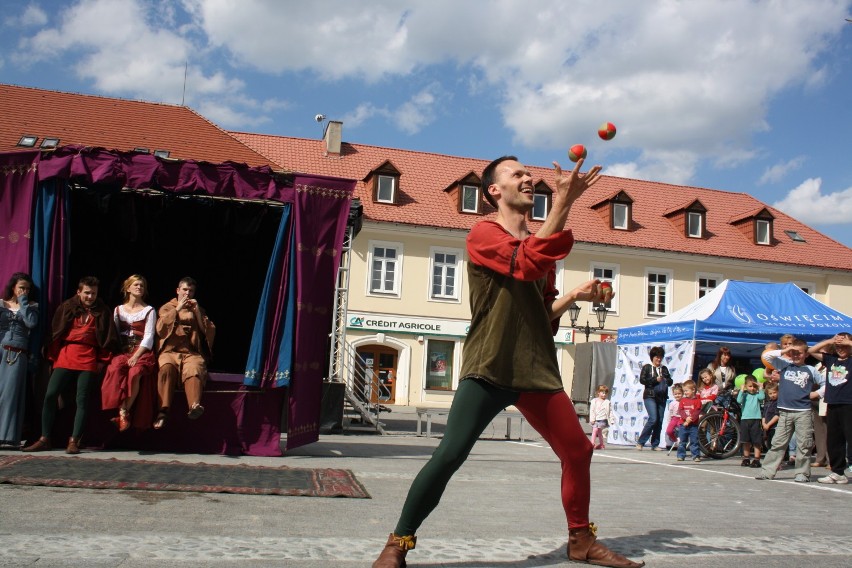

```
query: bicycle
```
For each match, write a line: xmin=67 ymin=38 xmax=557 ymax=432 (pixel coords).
xmin=697 ymin=392 xmax=742 ymax=459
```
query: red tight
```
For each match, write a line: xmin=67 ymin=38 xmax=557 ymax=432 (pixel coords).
xmin=516 ymin=389 xmax=593 ymax=529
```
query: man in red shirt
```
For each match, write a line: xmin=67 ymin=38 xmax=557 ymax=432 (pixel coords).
xmin=372 ymin=156 xmax=643 ymax=568
xmin=24 ymin=276 xmax=117 ymax=454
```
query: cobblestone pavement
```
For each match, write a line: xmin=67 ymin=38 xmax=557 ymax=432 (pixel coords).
xmin=1 ymin=407 xmax=850 ymax=567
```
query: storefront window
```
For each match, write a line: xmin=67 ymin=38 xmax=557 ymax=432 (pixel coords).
xmin=425 ymin=339 xmax=454 ymax=390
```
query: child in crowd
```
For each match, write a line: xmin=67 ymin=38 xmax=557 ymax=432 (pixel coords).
xmin=698 ymin=368 xmax=719 ymax=404
xmin=665 ymin=384 xmax=684 ymax=450
xmin=762 ymin=383 xmax=780 ymax=450
xmin=588 ymin=385 xmax=615 ymax=450
xmin=737 ymin=376 xmax=766 ymax=468
xmin=677 ymin=380 xmax=703 ymax=463
xmin=756 ymin=339 xmax=823 ymax=482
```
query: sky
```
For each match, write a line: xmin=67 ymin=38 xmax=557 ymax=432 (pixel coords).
xmin=2 ymin=0 xmax=852 ymax=248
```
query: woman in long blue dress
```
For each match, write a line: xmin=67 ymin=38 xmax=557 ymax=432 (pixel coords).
xmin=0 ymin=273 xmax=39 ymax=449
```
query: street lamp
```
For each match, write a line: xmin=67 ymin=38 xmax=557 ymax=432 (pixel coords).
xmin=568 ymin=302 xmax=608 ymax=342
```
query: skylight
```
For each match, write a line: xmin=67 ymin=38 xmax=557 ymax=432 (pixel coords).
xmin=153 ymin=149 xmax=170 ymax=158
xmin=17 ymin=135 xmax=38 ymax=147
xmin=40 ymin=137 xmax=60 ymax=149
xmin=784 ymin=230 xmax=806 ymax=243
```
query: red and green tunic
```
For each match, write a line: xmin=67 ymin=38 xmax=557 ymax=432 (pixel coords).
xmin=460 ymin=220 xmax=574 ymax=392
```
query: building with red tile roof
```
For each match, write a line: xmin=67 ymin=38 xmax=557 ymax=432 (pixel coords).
xmin=232 ymin=128 xmax=852 ymax=272
xmin=0 ymin=83 xmax=271 ymax=166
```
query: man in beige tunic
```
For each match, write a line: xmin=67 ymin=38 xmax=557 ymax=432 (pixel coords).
xmin=155 ymin=277 xmax=215 ymax=428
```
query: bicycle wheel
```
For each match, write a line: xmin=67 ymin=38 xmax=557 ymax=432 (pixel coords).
xmin=698 ymin=413 xmax=741 ymax=459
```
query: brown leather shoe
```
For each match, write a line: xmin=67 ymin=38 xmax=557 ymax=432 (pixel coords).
xmin=65 ymin=437 xmax=81 ymax=455
xmin=22 ymin=437 xmax=51 ymax=452
xmin=372 ymin=533 xmax=416 ymax=568
xmin=568 ymin=523 xmax=644 ymax=567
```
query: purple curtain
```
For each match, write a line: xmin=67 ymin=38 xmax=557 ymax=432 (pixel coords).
xmin=286 ymin=174 xmax=354 ymax=450
xmin=0 ymin=151 xmax=39 ymax=276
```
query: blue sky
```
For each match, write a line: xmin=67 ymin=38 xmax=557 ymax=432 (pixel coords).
xmin=2 ymin=0 xmax=852 ymax=247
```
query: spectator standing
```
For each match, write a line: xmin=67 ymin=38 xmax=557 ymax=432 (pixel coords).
xmin=737 ymin=376 xmax=766 ymax=468
xmin=808 ymin=333 xmax=852 ymax=484
xmin=636 ymin=346 xmax=672 ymax=451
xmin=756 ymin=340 xmax=823 ymax=482
xmin=676 ymin=380 xmax=702 ymax=462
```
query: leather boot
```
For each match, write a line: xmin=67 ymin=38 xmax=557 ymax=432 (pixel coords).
xmin=65 ymin=437 xmax=81 ymax=455
xmin=22 ymin=437 xmax=51 ymax=452
xmin=568 ymin=523 xmax=644 ymax=568
xmin=372 ymin=533 xmax=416 ymax=568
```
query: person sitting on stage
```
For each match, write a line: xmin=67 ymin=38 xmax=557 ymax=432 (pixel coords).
xmin=101 ymin=274 xmax=158 ymax=432
xmin=154 ymin=277 xmax=215 ymax=429
xmin=24 ymin=276 xmax=117 ymax=454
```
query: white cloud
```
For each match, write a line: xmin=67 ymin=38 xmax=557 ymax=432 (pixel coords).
xmin=772 ymin=178 xmax=852 ymax=225
xmin=604 ymin=150 xmax=698 ymax=186
xmin=3 ymin=4 xmax=48 ymax=27
xmin=10 ymin=0 xmax=287 ymax=126
xmin=758 ymin=157 xmax=806 ymax=185
xmin=181 ymin=0 xmax=849 ymax=184
xmin=341 ymin=85 xmax=442 ymax=134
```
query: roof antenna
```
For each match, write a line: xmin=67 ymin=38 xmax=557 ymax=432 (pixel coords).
xmin=315 ymin=113 xmax=326 ymax=137
xmin=181 ymin=61 xmax=188 ymax=106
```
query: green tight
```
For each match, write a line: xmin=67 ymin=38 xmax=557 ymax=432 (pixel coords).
xmin=394 ymin=379 xmax=519 ymax=536
xmin=41 ymin=368 xmax=98 ymax=440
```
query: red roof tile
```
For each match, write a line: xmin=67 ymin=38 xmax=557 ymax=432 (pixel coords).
xmin=231 ymin=130 xmax=852 ymax=272
xmin=0 ymin=84 xmax=271 ymax=167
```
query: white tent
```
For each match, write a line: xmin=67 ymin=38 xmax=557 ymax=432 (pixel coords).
xmin=608 ymin=280 xmax=852 ymax=447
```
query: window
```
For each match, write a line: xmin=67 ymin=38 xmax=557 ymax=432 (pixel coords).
xmin=17 ymin=135 xmax=37 ymax=147
xmin=425 ymin=339 xmax=455 ymax=390
xmin=40 ymin=137 xmax=60 ymax=149
xmin=461 ymin=185 xmax=479 ymax=213
xmin=532 ymin=193 xmax=549 ymax=220
xmin=646 ymin=269 xmax=671 ymax=316
xmin=612 ymin=203 xmax=629 ymax=230
xmin=429 ymin=247 xmax=462 ymax=301
xmin=368 ymin=241 xmax=403 ymax=296
xmin=592 ymin=263 xmax=619 ymax=312
xmin=755 ymin=219 xmax=771 ymax=245
xmin=697 ymin=273 xmax=722 ymax=299
xmin=687 ymin=211 xmax=703 ymax=238
xmin=784 ymin=230 xmax=806 ymax=243
xmin=377 ymin=175 xmax=396 ymax=203
xmin=793 ymin=281 xmax=817 ymax=297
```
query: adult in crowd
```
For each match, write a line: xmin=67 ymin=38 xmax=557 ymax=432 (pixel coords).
xmin=809 ymin=333 xmax=852 ymax=484
xmin=23 ymin=276 xmax=117 ymax=454
xmin=371 ymin=154 xmax=643 ymax=568
xmin=155 ymin=277 xmax=215 ymax=429
xmin=635 ymin=346 xmax=673 ymax=451
xmin=101 ymin=274 xmax=157 ymax=432
xmin=0 ymin=273 xmax=39 ymax=449
xmin=709 ymin=346 xmax=736 ymax=391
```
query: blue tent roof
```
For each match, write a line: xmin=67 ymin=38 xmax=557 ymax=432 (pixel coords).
xmin=618 ymin=280 xmax=852 ymax=346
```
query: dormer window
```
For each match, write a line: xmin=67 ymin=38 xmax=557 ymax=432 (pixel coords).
xmin=729 ymin=207 xmax=775 ymax=246
xmin=365 ymin=160 xmax=402 ymax=205
xmin=755 ymin=218 xmax=771 ymax=245
xmin=591 ymin=190 xmax=634 ymax=231
xmin=377 ymin=175 xmax=396 ymax=203
xmin=687 ymin=210 xmax=704 ymax=238
xmin=444 ymin=171 xmax=484 ymax=215
xmin=612 ymin=203 xmax=629 ymax=230
xmin=461 ymin=184 xmax=480 ymax=213
xmin=531 ymin=181 xmax=552 ymax=221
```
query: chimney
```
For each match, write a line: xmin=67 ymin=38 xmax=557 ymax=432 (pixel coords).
xmin=323 ymin=120 xmax=343 ymax=157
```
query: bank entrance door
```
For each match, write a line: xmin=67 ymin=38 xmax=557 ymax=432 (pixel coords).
xmin=356 ymin=345 xmax=398 ymax=404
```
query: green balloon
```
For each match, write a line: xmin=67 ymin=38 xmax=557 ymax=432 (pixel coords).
xmin=734 ymin=374 xmax=747 ymax=389
xmin=752 ymin=368 xmax=766 ymax=383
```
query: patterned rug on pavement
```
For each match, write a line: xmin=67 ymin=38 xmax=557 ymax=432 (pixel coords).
xmin=0 ymin=455 xmax=370 ymax=498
